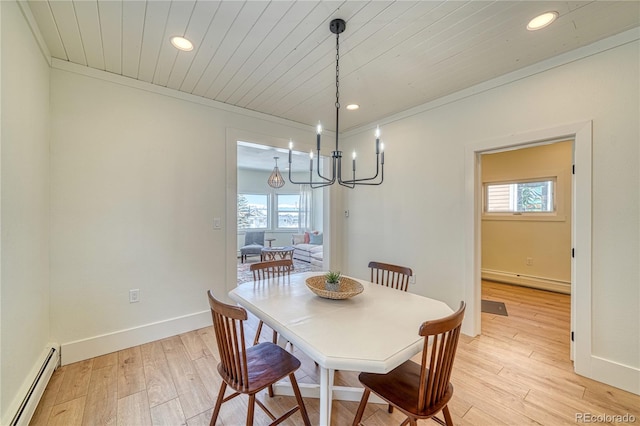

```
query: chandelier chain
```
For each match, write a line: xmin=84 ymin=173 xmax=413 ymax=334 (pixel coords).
xmin=335 ymin=32 xmax=340 ymax=109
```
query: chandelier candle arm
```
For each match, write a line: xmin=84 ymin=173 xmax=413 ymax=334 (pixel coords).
xmin=286 ymin=18 xmax=384 ymax=189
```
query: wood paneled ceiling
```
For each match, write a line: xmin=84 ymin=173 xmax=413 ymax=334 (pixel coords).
xmin=27 ymin=1 xmax=640 ymax=132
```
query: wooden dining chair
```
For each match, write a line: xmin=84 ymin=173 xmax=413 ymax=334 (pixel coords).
xmin=352 ymin=302 xmax=466 ymax=426
xmin=207 ymin=290 xmax=311 ymax=426
xmin=368 ymin=261 xmax=413 ymax=292
xmin=250 ymin=259 xmax=293 ymax=346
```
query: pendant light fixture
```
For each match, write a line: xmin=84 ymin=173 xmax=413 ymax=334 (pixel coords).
xmin=267 ymin=157 xmax=285 ymax=188
xmin=288 ymin=19 xmax=384 ymax=189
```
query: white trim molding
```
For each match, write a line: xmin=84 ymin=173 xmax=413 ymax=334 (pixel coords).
xmin=60 ymin=311 xmax=210 ymax=365
xmin=465 ymin=121 xmax=593 ymax=383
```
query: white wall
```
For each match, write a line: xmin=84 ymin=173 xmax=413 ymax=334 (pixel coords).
xmin=343 ymin=39 xmax=639 ymax=390
xmin=0 ymin=1 xmax=51 ymax=421
xmin=49 ymin=66 xmax=319 ymax=363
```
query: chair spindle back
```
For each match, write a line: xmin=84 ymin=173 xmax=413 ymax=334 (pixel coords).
xmin=418 ymin=301 xmax=465 ymax=412
xmin=368 ymin=261 xmax=413 ymax=292
xmin=251 ymin=259 xmax=293 ymax=281
xmin=207 ymin=290 xmax=250 ymax=391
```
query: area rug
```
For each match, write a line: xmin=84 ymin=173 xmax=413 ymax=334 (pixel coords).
xmin=481 ymin=300 xmax=508 ymax=316
xmin=237 ymin=258 xmax=322 ymax=284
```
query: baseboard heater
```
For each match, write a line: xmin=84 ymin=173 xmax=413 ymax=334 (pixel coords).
xmin=9 ymin=346 xmax=59 ymax=426
xmin=482 ymin=269 xmax=571 ymax=294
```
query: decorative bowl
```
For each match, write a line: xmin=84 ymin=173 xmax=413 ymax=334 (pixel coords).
xmin=305 ymin=275 xmax=364 ymax=300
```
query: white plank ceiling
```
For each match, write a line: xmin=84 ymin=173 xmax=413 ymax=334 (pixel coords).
xmin=28 ymin=0 xmax=640 ymax=135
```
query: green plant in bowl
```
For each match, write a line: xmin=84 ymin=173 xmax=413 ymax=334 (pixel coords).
xmin=324 ymin=271 xmax=342 ymax=292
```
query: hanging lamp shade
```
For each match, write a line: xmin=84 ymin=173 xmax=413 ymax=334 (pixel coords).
xmin=268 ymin=157 xmax=285 ymax=188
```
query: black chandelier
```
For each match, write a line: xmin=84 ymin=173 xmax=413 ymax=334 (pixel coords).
xmin=288 ymin=19 xmax=384 ymax=189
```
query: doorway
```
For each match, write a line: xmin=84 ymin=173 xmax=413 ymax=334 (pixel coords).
xmin=480 ymin=140 xmax=573 ymax=359
xmin=225 ymin=128 xmax=332 ymax=294
xmin=464 ymin=120 xmax=593 ymax=376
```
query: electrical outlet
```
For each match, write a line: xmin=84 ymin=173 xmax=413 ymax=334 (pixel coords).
xmin=526 ymin=257 xmax=533 ymax=266
xmin=129 ymin=289 xmax=140 ymax=303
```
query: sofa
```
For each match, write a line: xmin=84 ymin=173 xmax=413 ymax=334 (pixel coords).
xmin=292 ymin=231 xmax=323 ymax=267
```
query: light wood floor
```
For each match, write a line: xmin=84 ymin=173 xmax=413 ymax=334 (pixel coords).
xmin=30 ymin=281 xmax=640 ymax=425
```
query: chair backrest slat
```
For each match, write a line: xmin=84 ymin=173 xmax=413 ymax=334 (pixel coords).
xmin=417 ymin=302 xmax=465 ymax=412
xmin=251 ymin=259 xmax=293 ymax=281
xmin=208 ymin=291 xmax=250 ymax=391
xmin=368 ymin=261 xmax=413 ymax=292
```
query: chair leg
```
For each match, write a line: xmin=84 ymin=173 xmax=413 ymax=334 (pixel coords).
xmin=210 ymin=382 xmax=227 ymax=426
xmin=442 ymin=405 xmax=454 ymax=426
xmin=289 ymin=373 xmax=311 ymax=426
xmin=352 ymin=388 xmax=370 ymax=426
xmin=253 ymin=321 xmax=264 ymax=346
xmin=388 ymin=404 xmax=394 ymax=413
xmin=246 ymin=394 xmax=256 ymax=426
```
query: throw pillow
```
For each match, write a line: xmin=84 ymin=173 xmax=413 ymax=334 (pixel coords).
xmin=304 ymin=232 xmax=310 ymax=244
xmin=292 ymin=234 xmax=305 ymax=245
xmin=309 ymin=232 xmax=323 ymax=245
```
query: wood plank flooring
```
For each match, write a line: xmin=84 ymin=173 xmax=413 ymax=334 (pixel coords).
xmin=30 ymin=281 xmax=640 ymax=425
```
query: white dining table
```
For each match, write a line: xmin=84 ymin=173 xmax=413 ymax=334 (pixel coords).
xmin=228 ymin=271 xmax=454 ymax=426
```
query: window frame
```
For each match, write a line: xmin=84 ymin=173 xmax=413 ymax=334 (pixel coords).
xmin=238 ymin=191 xmax=309 ymax=231
xmin=275 ymin=193 xmax=302 ymax=230
xmin=482 ymin=174 xmax=566 ymax=222
xmin=237 ymin=193 xmax=270 ymax=230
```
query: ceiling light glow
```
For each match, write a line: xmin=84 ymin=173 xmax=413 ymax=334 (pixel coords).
xmin=527 ymin=11 xmax=558 ymax=31
xmin=346 ymin=104 xmax=360 ymax=110
xmin=170 ymin=36 xmax=194 ymax=51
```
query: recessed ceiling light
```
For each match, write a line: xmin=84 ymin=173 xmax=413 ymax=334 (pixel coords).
xmin=527 ymin=11 xmax=558 ymax=31
xmin=170 ymin=36 xmax=194 ymax=51
xmin=346 ymin=104 xmax=360 ymax=110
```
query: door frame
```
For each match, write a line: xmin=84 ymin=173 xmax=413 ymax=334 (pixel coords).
xmin=464 ymin=120 xmax=592 ymax=375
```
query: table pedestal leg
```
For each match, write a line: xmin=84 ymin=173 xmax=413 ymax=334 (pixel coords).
xmin=319 ymin=367 xmax=334 ymax=426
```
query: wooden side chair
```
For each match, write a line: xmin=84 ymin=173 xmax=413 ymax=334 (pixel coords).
xmin=207 ymin=290 xmax=311 ymax=426
xmin=368 ymin=261 xmax=413 ymax=292
xmin=250 ymin=259 xmax=293 ymax=346
xmin=352 ymin=302 xmax=466 ymax=426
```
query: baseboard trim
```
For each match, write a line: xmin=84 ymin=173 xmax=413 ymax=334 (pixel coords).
xmin=482 ymin=269 xmax=570 ymax=294
xmin=61 ymin=310 xmax=210 ymax=365
xmin=587 ymin=355 xmax=640 ymax=396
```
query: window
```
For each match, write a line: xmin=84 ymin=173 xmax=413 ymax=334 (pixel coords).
xmin=238 ymin=193 xmax=305 ymax=230
xmin=238 ymin=194 xmax=268 ymax=229
xmin=276 ymin=194 xmax=300 ymax=229
xmin=485 ymin=179 xmax=555 ymax=213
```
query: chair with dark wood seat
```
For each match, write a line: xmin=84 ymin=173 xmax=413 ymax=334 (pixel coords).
xmin=352 ymin=302 xmax=466 ymax=426
xmin=368 ymin=261 xmax=413 ymax=292
xmin=207 ymin=290 xmax=311 ymax=426
xmin=250 ymin=259 xmax=293 ymax=346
